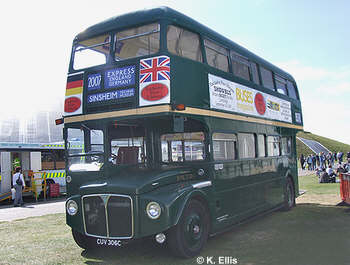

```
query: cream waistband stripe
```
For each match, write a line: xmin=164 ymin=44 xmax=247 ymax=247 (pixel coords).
xmin=64 ymin=105 xmax=303 ymax=130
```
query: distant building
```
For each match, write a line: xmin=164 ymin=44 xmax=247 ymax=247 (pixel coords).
xmin=0 ymin=110 xmax=63 ymax=143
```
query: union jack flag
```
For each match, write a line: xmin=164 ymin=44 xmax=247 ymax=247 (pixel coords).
xmin=140 ymin=56 xmax=170 ymax=83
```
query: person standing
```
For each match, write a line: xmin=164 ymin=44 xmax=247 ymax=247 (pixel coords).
xmin=319 ymin=152 xmax=325 ymax=169
xmin=326 ymin=152 xmax=331 ymax=167
xmin=307 ymin=155 xmax=312 ymax=170
xmin=329 ymin=152 xmax=335 ymax=167
xmin=312 ymin=154 xmax=316 ymax=170
xmin=300 ymin=154 xmax=305 ymax=170
xmin=343 ymin=158 xmax=350 ymax=172
xmin=338 ymin=151 xmax=344 ymax=164
xmin=13 ymin=167 xmax=25 ymax=207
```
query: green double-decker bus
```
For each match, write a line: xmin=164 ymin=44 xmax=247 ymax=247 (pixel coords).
xmin=62 ymin=7 xmax=303 ymax=258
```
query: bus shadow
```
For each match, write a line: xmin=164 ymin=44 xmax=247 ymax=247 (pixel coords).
xmin=81 ymin=238 xmax=174 ymax=265
xmin=79 ymin=203 xmax=350 ymax=265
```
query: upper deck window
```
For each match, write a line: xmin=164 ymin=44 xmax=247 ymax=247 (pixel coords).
xmin=231 ymin=51 xmax=250 ymax=81
xmin=115 ymin=23 xmax=160 ymax=61
xmin=167 ymin=25 xmax=202 ymax=62
xmin=204 ymin=39 xmax=229 ymax=72
xmin=275 ymin=75 xmax=288 ymax=95
xmin=73 ymin=34 xmax=110 ymax=70
xmin=287 ymin=80 xmax=298 ymax=100
xmin=250 ymin=62 xmax=260 ymax=85
xmin=260 ymin=66 xmax=275 ymax=91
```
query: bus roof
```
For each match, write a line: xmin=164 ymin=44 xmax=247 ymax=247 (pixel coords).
xmin=75 ymin=6 xmax=295 ymax=82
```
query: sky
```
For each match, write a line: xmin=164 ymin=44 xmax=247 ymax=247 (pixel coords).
xmin=1 ymin=0 xmax=349 ymax=144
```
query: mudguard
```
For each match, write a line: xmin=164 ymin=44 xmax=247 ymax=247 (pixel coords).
xmin=137 ymin=181 xmax=213 ymax=238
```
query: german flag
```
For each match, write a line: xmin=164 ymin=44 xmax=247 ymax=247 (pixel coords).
xmin=66 ymin=80 xmax=83 ymax=96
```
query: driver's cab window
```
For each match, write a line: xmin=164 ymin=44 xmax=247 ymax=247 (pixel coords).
xmin=66 ymin=126 xmax=104 ymax=172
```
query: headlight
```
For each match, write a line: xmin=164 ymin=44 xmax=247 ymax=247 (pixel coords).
xmin=66 ymin=175 xmax=72 ymax=183
xmin=66 ymin=200 xmax=78 ymax=216
xmin=146 ymin=202 xmax=161 ymax=219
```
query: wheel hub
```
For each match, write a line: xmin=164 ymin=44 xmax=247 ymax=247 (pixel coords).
xmin=184 ymin=214 xmax=202 ymax=246
xmin=193 ymin=224 xmax=200 ymax=234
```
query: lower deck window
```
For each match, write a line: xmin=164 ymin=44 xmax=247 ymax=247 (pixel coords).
xmin=281 ymin=136 xmax=292 ymax=155
xmin=267 ymin=136 xmax=281 ymax=156
xmin=161 ymin=132 xmax=205 ymax=162
xmin=111 ymin=137 xmax=146 ymax=165
xmin=257 ymin=134 xmax=266 ymax=157
xmin=238 ymin=133 xmax=255 ymax=158
xmin=212 ymin=133 xmax=236 ymax=160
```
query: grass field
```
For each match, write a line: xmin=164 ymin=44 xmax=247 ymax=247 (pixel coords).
xmin=1 ymin=174 xmax=349 ymax=265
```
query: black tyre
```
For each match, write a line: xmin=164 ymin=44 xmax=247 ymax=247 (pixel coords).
xmin=282 ymin=177 xmax=295 ymax=211
xmin=72 ymin=229 xmax=96 ymax=250
xmin=168 ymin=200 xmax=210 ymax=258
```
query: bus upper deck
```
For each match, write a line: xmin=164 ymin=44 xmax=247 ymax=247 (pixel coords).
xmin=64 ymin=7 xmax=302 ymax=131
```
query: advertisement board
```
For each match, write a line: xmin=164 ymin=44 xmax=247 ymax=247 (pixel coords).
xmin=208 ymin=74 xmax=292 ymax=123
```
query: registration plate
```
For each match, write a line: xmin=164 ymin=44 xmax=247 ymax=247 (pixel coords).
xmin=96 ymin=238 xmax=122 ymax=247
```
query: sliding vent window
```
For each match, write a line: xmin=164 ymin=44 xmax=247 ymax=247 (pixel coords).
xmin=260 ymin=66 xmax=275 ymax=91
xmin=167 ymin=25 xmax=202 ymax=62
xmin=231 ymin=51 xmax=250 ymax=81
xmin=251 ymin=62 xmax=260 ymax=85
xmin=73 ymin=35 xmax=110 ymax=70
xmin=238 ymin=133 xmax=255 ymax=158
xmin=275 ymin=75 xmax=288 ymax=95
xmin=212 ymin=133 xmax=237 ymax=160
xmin=115 ymin=23 xmax=160 ymax=60
xmin=204 ymin=39 xmax=229 ymax=72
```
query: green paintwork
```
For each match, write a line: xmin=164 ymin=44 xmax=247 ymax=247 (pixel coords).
xmin=65 ymin=7 xmax=302 ymax=244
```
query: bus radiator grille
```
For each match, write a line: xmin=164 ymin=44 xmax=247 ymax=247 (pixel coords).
xmin=82 ymin=194 xmax=133 ymax=239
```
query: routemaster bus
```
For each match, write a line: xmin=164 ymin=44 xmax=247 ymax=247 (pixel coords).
xmin=61 ymin=7 xmax=303 ymax=258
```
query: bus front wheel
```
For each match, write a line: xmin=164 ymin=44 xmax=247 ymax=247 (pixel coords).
xmin=167 ymin=199 xmax=210 ymax=258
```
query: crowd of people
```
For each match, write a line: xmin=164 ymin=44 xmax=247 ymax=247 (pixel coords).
xmin=299 ymin=151 xmax=350 ymax=183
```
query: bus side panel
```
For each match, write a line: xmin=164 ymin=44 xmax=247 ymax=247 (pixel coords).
xmin=211 ymin=157 xmax=285 ymax=227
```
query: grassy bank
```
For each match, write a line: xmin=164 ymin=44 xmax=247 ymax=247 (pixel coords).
xmin=0 ymin=175 xmax=349 ymax=265
xmin=297 ymin=131 xmax=350 ymax=157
